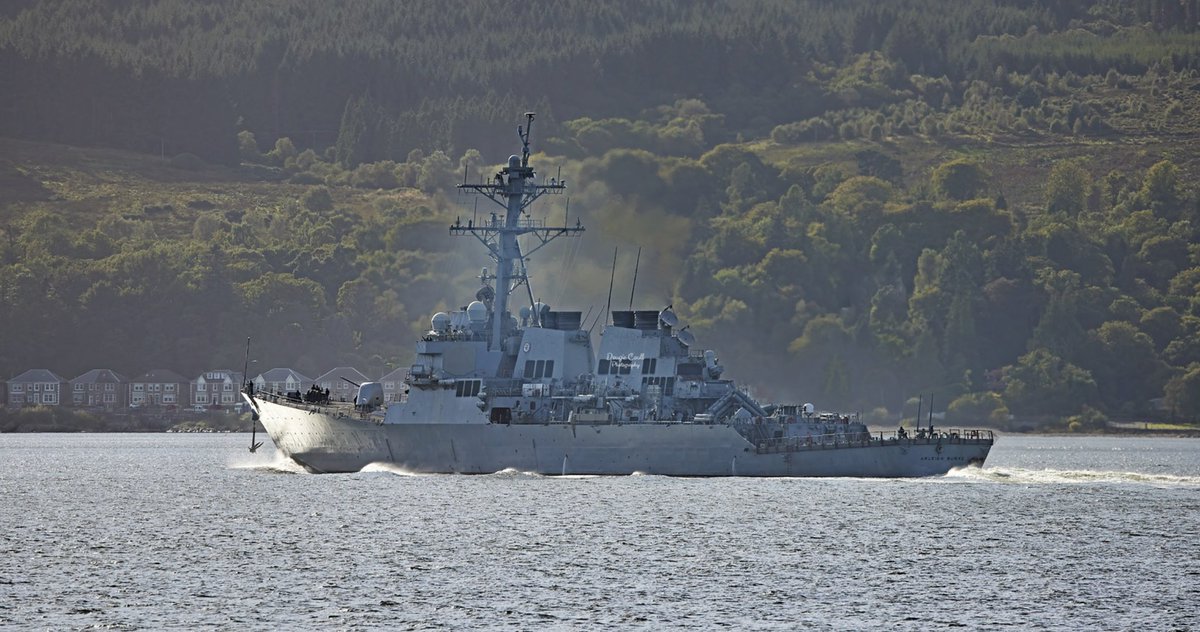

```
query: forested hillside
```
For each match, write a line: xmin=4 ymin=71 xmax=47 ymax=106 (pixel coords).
xmin=3 ymin=0 xmax=1200 ymax=428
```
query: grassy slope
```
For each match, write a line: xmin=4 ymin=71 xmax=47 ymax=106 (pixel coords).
xmin=5 ymin=128 xmax=1200 ymax=247
xmin=0 ymin=138 xmax=437 ymax=239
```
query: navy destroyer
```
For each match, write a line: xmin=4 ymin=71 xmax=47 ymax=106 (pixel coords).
xmin=244 ymin=113 xmax=993 ymax=476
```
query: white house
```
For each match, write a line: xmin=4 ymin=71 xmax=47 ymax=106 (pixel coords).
xmin=191 ymin=369 xmax=244 ymax=408
xmin=379 ymin=367 xmax=409 ymax=403
xmin=128 ymin=369 xmax=187 ymax=409
xmin=253 ymin=368 xmax=311 ymax=396
xmin=69 ymin=369 xmax=128 ymax=409
xmin=6 ymin=369 xmax=67 ymax=408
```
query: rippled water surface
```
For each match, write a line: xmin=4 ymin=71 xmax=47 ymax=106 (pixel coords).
xmin=2 ymin=433 xmax=1198 ymax=630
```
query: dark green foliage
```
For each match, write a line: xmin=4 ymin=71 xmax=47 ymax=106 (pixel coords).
xmin=931 ymin=158 xmax=990 ymax=201
xmin=855 ymin=149 xmax=903 ymax=183
xmin=1164 ymin=365 xmax=1200 ymax=418
xmin=4 ymin=1 xmax=1200 ymax=426
xmin=0 ymin=0 xmax=1145 ymax=164
xmin=1002 ymin=349 xmax=1098 ymax=417
xmin=303 ymin=188 xmax=334 ymax=213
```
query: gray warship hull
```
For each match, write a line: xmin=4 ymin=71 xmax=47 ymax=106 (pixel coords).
xmin=258 ymin=400 xmax=992 ymax=477
xmin=249 ymin=114 xmax=997 ymax=477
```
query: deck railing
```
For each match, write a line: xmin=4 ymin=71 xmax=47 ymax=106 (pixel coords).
xmin=754 ymin=429 xmax=994 ymax=454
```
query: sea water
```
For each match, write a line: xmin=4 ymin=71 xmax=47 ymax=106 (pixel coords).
xmin=1 ymin=433 xmax=1197 ymax=630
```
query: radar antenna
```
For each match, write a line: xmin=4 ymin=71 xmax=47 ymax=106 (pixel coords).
xmin=454 ymin=113 xmax=584 ymax=353
xmin=519 ymin=112 xmax=535 ymax=167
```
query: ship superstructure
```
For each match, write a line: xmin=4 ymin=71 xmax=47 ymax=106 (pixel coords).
xmin=245 ymin=114 xmax=993 ymax=476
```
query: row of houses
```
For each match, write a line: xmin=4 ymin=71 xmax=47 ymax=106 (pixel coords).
xmin=3 ymin=366 xmax=410 ymax=411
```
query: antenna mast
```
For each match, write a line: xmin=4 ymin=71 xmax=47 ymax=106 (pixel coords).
xmin=453 ymin=113 xmax=584 ymax=353
xmin=628 ymin=246 xmax=641 ymax=310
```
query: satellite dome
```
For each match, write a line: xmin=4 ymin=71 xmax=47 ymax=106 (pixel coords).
xmin=519 ymin=306 xmax=531 ymax=320
xmin=467 ymin=301 xmax=488 ymax=323
xmin=677 ymin=328 xmax=696 ymax=347
xmin=508 ymin=155 xmax=521 ymax=168
xmin=431 ymin=312 xmax=451 ymax=332
xmin=659 ymin=308 xmax=678 ymax=328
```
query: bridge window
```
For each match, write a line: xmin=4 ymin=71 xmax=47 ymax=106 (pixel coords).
xmin=455 ymin=380 xmax=482 ymax=397
xmin=598 ymin=359 xmax=610 ymax=374
xmin=524 ymin=361 xmax=535 ymax=379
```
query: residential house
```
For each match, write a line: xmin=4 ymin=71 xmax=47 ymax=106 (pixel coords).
xmin=129 ymin=369 xmax=188 ymax=409
xmin=253 ymin=368 xmax=311 ymax=397
xmin=379 ymin=367 xmax=409 ymax=403
xmin=69 ymin=369 xmax=128 ymax=409
xmin=313 ymin=367 xmax=370 ymax=403
xmin=191 ymin=369 xmax=244 ymax=409
xmin=6 ymin=369 xmax=67 ymax=408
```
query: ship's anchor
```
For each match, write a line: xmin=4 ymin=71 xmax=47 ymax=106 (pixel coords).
xmin=242 ymin=336 xmax=264 ymax=453
xmin=249 ymin=417 xmax=263 ymax=454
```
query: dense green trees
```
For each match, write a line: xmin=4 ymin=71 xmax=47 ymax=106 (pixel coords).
xmin=4 ymin=1 xmax=1200 ymax=164
xmin=3 ymin=0 xmax=1200 ymax=427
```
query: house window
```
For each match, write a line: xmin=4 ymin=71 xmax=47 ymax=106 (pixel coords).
xmin=74 ymin=383 xmax=84 ymax=392
xmin=197 ymin=382 xmax=206 ymax=392
xmin=105 ymin=383 xmax=114 ymax=391
xmin=165 ymin=384 xmax=175 ymax=392
xmin=223 ymin=383 xmax=232 ymax=391
xmin=150 ymin=384 xmax=159 ymax=391
xmin=104 ymin=393 xmax=115 ymax=403
xmin=133 ymin=384 xmax=144 ymax=392
xmin=163 ymin=395 xmax=175 ymax=403
xmin=10 ymin=384 xmax=22 ymax=393
xmin=196 ymin=394 xmax=208 ymax=404
xmin=33 ymin=383 xmax=40 ymax=391
xmin=42 ymin=393 xmax=56 ymax=404
xmin=26 ymin=394 xmax=35 ymax=403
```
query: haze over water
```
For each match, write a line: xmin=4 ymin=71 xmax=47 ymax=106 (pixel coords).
xmin=1 ymin=434 xmax=1197 ymax=630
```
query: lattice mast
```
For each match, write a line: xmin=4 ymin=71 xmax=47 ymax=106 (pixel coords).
xmin=452 ymin=113 xmax=583 ymax=351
